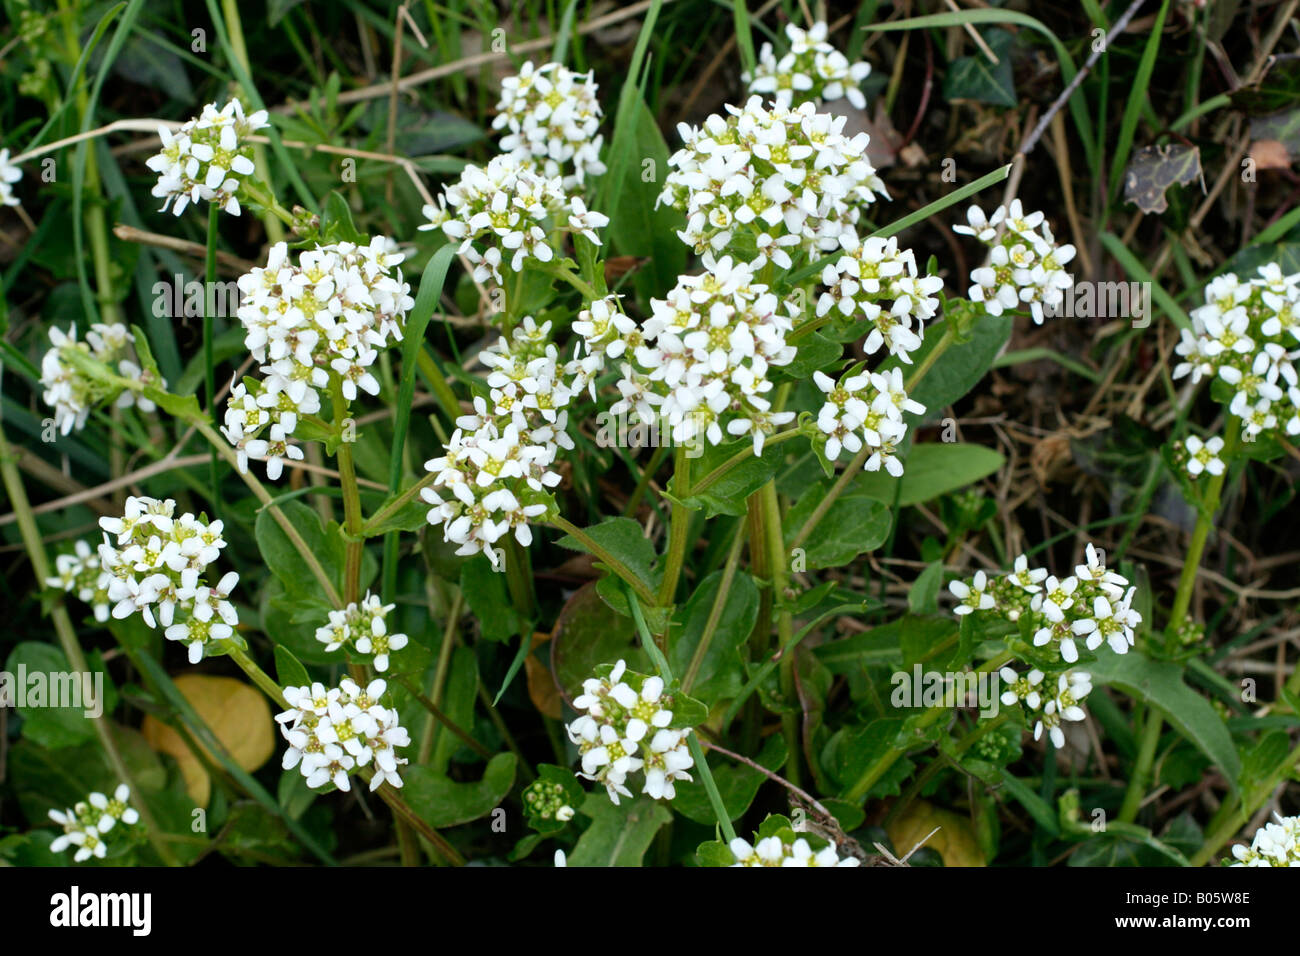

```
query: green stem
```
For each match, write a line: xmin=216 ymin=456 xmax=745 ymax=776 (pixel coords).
xmin=1166 ymin=418 xmax=1240 ymax=636
xmin=759 ymin=480 xmax=801 ymax=787
xmin=394 ymin=674 xmax=492 ymax=759
xmin=548 ymin=515 xmax=657 ymax=606
xmin=0 ymin=423 xmax=179 ymax=867
xmin=845 ymin=650 xmax=1014 ymax=803
xmin=204 ymin=201 xmax=221 ymax=510
xmin=624 ymin=583 xmax=737 ymax=843
xmin=363 ymin=472 xmax=437 ymax=536
xmin=656 ymin=445 xmax=692 ymax=611
xmin=789 ymin=327 xmax=955 ymax=554
xmin=1118 ymin=703 xmax=1164 ymax=823
xmin=332 ymin=382 xmax=364 ymax=605
xmin=689 ymin=427 xmax=801 ymax=497
xmin=681 ymin=522 xmax=746 ymax=693
xmin=1121 ymin=419 xmax=1239 ymax=824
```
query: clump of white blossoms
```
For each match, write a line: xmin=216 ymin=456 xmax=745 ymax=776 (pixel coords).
xmin=728 ymin=832 xmax=860 ymax=867
xmin=949 ymin=544 xmax=1138 ymax=749
xmin=1227 ymin=812 xmax=1300 ymax=866
xmin=659 ymin=95 xmax=887 ymax=268
xmin=1173 ymin=263 xmax=1300 ymax=443
xmin=999 ymin=667 xmax=1092 ymax=749
xmin=493 ymin=61 xmax=606 ymax=188
xmin=812 ymin=365 xmax=924 ymax=476
xmin=604 ymin=255 xmax=799 ymax=455
xmin=39 ymin=323 xmax=161 ymax=435
xmin=955 ymin=200 xmax=1076 ymax=323
xmin=315 ymin=592 xmax=408 ymax=672
xmin=96 ymin=496 xmax=238 ymax=664
xmin=277 ymin=677 xmax=411 ymax=792
xmin=950 ymin=543 xmax=1140 ymax=664
xmin=224 ymin=237 xmax=414 ymax=480
xmin=145 ymin=98 xmax=269 ymax=216
xmin=45 ymin=539 xmax=112 ymax=623
xmin=0 ymin=147 xmax=22 ymax=207
xmin=422 ymin=317 xmax=581 ymax=564
xmin=565 ymin=660 xmax=694 ymax=805
xmin=48 ymin=784 xmax=139 ymax=862
xmin=419 ymin=152 xmax=607 ymax=287
xmin=744 ymin=20 xmax=871 ymax=110
xmin=816 ymin=231 xmax=944 ymax=360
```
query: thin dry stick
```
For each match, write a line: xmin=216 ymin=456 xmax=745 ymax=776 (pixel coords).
xmin=0 ymin=454 xmax=208 ymax=527
xmin=112 ymin=224 xmax=258 ymax=274
xmin=944 ymin=0 xmax=999 ymax=64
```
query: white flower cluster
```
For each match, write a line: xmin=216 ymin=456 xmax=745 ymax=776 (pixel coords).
xmin=48 ymin=785 xmax=139 ymax=862
xmin=812 ymin=365 xmax=924 ymax=476
xmin=565 ymin=660 xmax=694 ymax=805
xmin=659 ymin=95 xmax=887 ymax=268
xmin=744 ymin=21 xmax=871 ymax=110
xmin=145 ymin=99 xmax=268 ymax=216
xmin=605 ymin=256 xmax=798 ymax=455
xmin=493 ymin=60 xmax=606 ymax=188
xmin=95 ymin=496 xmax=238 ymax=664
xmin=728 ymin=834 xmax=860 ymax=867
xmin=1174 ymin=264 xmax=1300 ymax=443
xmin=949 ymin=544 xmax=1140 ymax=664
xmin=39 ymin=323 xmax=160 ymax=435
xmin=277 ymin=678 xmax=411 ymax=792
xmin=998 ymin=667 xmax=1093 ymax=749
xmin=816 ymin=231 xmax=944 ymax=360
xmin=419 ymin=152 xmax=607 ymax=287
xmin=1228 ymin=812 xmax=1300 ymax=866
xmin=315 ymin=592 xmax=409 ymax=672
xmin=45 ymin=539 xmax=112 ymax=623
xmin=224 ymin=238 xmax=414 ymax=480
xmin=422 ymin=317 xmax=578 ymax=564
xmin=0 ymin=147 xmax=22 ymax=207
xmin=956 ymin=200 xmax=1076 ymax=323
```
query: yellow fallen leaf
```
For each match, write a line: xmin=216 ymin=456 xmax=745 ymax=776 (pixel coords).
xmin=142 ymin=674 xmax=275 ymax=806
xmin=886 ymin=799 xmax=986 ymax=867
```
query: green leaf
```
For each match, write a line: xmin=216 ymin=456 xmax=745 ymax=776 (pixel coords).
xmin=780 ymin=331 xmax=843 ymax=380
xmin=460 ymin=554 xmax=526 ymax=643
xmin=681 ymin=440 xmax=783 ymax=518
xmin=605 ymin=97 xmax=688 ymax=302
xmin=430 ymin=647 xmax=480 ymax=776
xmin=254 ymin=500 xmax=370 ymax=606
xmin=273 ymin=646 xmax=311 ymax=690
xmin=4 ymin=643 xmax=117 ymax=749
xmin=550 ymin=583 xmax=648 ymax=701
xmin=567 ymin=792 xmax=672 ymax=867
xmin=905 ymin=312 xmax=1013 ymax=412
xmin=786 ymin=480 xmax=892 ymax=569
xmin=402 ymin=753 xmax=517 ymax=828
xmin=943 ymin=28 xmax=1017 ymax=107
xmin=695 ymin=839 xmax=736 ymax=867
xmin=673 ymin=735 xmax=786 ymax=825
xmin=908 ymin=561 xmax=944 ymax=614
xmin=853 ymin=443 xmax=1006 ymax=506
xmin=556 ymin=516 xmax=662 ymax=614
xmin=320 ymin=191 xmax=366 ymax=244
xmin=669 ymin=569 xmax=759 ymax=701
xmin=1087 ymin=651 xmax=1241 ymax=790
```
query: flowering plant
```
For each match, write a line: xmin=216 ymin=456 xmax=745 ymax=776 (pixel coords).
xmin=2 ymin=2 xmax=1296 ymax=881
